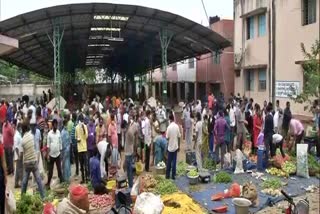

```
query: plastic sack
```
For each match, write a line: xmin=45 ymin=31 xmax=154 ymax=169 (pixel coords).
xmin=223 ymin=152 xmax=232 ymax=169
xmin=234 ymin=149 xmax=245 ymax=174
xmin=131 ymin=176 xmax=141 ymax=196
xmin=133 ymin=192 xmax=164 ymax=214
xmin=5 ymin=189 xmax=16 ymax=214
xmin=296 ymin=144 xmax=309 ymax=178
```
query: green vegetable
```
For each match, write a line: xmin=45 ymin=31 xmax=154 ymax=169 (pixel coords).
xmin=17 ymin=194 xmax=43 ymax=214
xmin=282 ymin=161 xmax=296 ymax=174
xmin=262 ymin=178 xmax=282 ymax=190
xmin=154 ymin=178 xmax=178 ymax=195
xmin=177 ymin=161 xmax=188 ymax=176
xmin=203 ymin=158 xmax=216 ymax=171
xmin=187 ymin=169 xmax=199 ymax=177
xmin=214 ymin=171 xmax=232 ymax=183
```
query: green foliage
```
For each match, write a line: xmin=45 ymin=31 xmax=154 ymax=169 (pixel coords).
xmin=0 ymin=59 xmax=49 ymax=83
xmin=17 ymin=194 xmax=43 ymax=214
xmin=290 ymin=40 xmax=320 ymax=110
xmin=214 ymin=171 xmax=232 ymax=183
xmin=76 ymin=67 xmax=97 ymax=84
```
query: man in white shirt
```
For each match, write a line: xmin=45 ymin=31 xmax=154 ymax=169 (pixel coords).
xmin=97 ymin=138 xmax=111 ymax=179
xmin=13 ymin=120 xmax=23 ymax=188
xmin=28 ymin=101 xmax=36 ymax=125
xmin=194 ymin=112 xmax=203 ymax=170
xmin=143 ymin=110 xmax=152 ymax=171
xmin=166 ymin=113 xmax=181 ymax=180
xmin=272 ymin=133 xmax=285 ymax=158
xmin=46 ymin=119 xmax=63 ymax=188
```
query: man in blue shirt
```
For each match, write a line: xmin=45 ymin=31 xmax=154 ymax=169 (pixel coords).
xmin=90 ymin=147 xmax=107 ymax=195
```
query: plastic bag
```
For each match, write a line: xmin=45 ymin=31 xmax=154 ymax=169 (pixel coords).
xmin=5 ymin=189 xmax=16 ymax=214
xmin=296 ymin=144 xmax=309 ymax=178
xmin=133 ymin=192 xmax=164 ymax=214
xmin=43 ymin=203 xmax=56 ymax=214
xmin=131 ymin=176 xmax=141 ymax=196
xmin=223 ymin=152 xmax=232 ymax=169
xmin=38 ymin=152 xmax=45 ymax=177
xmin=234 ymin=149 xmax=245 ymax=174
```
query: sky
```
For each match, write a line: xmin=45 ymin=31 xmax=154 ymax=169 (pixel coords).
xmin=0 ymin=0 xmax=233 ymax=25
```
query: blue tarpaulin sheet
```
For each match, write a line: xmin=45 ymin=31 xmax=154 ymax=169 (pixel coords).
xmin=174 ymin=172 xmax=319 ymax=213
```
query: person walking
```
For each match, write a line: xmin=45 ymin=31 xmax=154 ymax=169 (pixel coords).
xmin=143 ymin=110 xmax=152 ymax=172
xmin=253 ymin=104 xmax=263 ymax=154
xmin=70 ymin=112 xmax=79 ymax=177
xmin=87 ymin=118 xmax=96 ymax=172
xmin=166 ymin=114 xmax=181 ymax=180
xmin=61 ymin=120 xmax=71 ymax=183
xmin=282 ymin=102 xmax=292 ymax=138
xmin=194 ymin=112 xmax=203 ymax=169
xmin=0 ymin=100 xmax=7 ymax=133
xmin=201 ymin=115 xmax=209 ymax=158
xmin=46 ymin=119 xmax=64 ymax=188
xmin=184 ymin=106 xmax=192 ymax=150
xmin=264 ymin=105 xmax=274 ymax=164
xmin=214 ymin=111 xmax=229 ymax=169
xmin=224 ymin=109 xmax=232 ymax=152
xmin=21 ymin=120 xmax=45 ymax=199
xmin=108 ymin=114 xmax=119 ymax=168
xmin=75 ymin=114 xmax=89 ymax=184
xmin=124 ymin=116 xmax=139 ymax=188
xmin=13 ymin=120 xmax=23 ymax=188
xmin=2 ymin=118 xmax=14 ymax=175
xmin=208 ymin=109 xmax=215 ymax=153
xmin=0 ymin=135 xmax=7 ymax=213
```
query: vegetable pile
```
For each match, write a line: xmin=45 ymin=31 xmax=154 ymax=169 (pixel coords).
xmin=308 ymin=154 xmax=320 ymax=174
xmin=187 ymin=169 xmax=199 ymax=177
xmin=282 ymin=161 xmax=296 ymax=175
xmin=154 ymin=176 xmax=178 ymax=196
xmin=214 ymin=171 xmax=232 ymax=183
xmin=266 ymin=167 xmax=287 ymax=177
xmin=177 ymin=161 xmax=188 ymax=176
xmin=261 ymin=177 xmax=282 ymax=190
xmin=161 ymin=193 xmax=204 ymax=214
xmin=141 ymin=174 xmax=157 ymax=192
xmin=261 ymin=178 xmax=282 ymax=197
xmin=17 ymin=194 xmax=43 ymax=214
xmin=89 ymin=194 xmax=114 ymax=209
xmin=203 ymin=158 xmax=216 ymax=171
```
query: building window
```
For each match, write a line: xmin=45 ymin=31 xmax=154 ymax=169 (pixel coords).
xmin=258 ymin=69 xmax=267 ymax=91
xmin=188 ymin=58 xmax=194 ymax=69
xmin=172 ymin=63 xmax=177 ymax=71
xmin=246 ymin=70 xmax=254 ymax=91
xmin=258 ymin=14 xmax=266 ymax=36
xmin=247 ymin=17 xmax=254 ymax=40
xmin=302 ymin=0 xmax=316 ymax=25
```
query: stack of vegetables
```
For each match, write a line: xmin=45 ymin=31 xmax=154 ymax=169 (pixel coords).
xmin=214 ymin=171 xmax=232 ymax=183
xmin=154 ymin=176 xmax=178 ymax=196
xmin=17 ymin=194 xmax=43 ymax=214
xmin=89 ymin=194 xmax=114 ymax=210
xmin=261 ymin=178 xmax=282 ymax=197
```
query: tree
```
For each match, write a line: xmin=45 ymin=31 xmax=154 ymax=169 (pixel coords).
xmin=75 ymin=68 xmax=97 ymax=84
xmin=290 ymin=40 xmax=320 ymax=110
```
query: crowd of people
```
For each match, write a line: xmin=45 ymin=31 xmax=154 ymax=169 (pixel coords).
xmin=180 ymin=92 xmax=320 ymax=173
xmin=0 ymin=90 xmax=319 ymax=213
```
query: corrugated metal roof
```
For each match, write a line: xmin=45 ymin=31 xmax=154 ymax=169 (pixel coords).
xmin=0 ymin=3 xmax=230 ymax=77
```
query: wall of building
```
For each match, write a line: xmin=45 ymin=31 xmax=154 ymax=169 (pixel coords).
xmin=233 ymin=0 xmax=319 ymax=116
xmin=275 ymin=0 xmax=319 ymax=115
xmin=196 ymin=19 xmax=235 ymax=99
xmin=0 ymin=84 xmax=52 ymax=101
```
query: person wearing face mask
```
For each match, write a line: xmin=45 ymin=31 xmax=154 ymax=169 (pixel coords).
xmin=75 ymin=114 xmax=89 ymax=184
xmin=46 ymin=119 xmax=64 ymax=188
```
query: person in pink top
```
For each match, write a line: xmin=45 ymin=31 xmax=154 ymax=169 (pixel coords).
xmin=208 ymin=92 xmax=214 ymax=110
xmin=2 ymin=119 xmax=14 ymax=175
xmin=108 ymin=114 xmax=119 ymax=167
xmin=289 ymin=118 xmax=304 ymax=147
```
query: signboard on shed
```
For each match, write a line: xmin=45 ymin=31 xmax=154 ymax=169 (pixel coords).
xmin=275 ymin=81 xmax=300 ymax=98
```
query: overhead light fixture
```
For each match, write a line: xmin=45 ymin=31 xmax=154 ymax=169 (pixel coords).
xmin=88 ymin=44 xmax=110 ymax=47
xmin=19 ymin=32 xmax=37 ymax=39
xmin=108 ymin=37 xmax=124 ymax=42
xmin=91 ymin=27 xmax=121 ymax=32
xmin=94 ymin=15 xmax=129 ymax=21
xmin=184 ymin=36 xmax=198 ymax=44
xmin=89 ymin=36 xmax=124 ymax=42
xmin=86 ymin=55 xmax=104 ymax=59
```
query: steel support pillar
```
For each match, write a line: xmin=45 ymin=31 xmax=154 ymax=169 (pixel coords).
xmin=159 ymin=29 xmax=172 ymax=106
xmin=48 ymin=18 xmax=64 ymax=110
